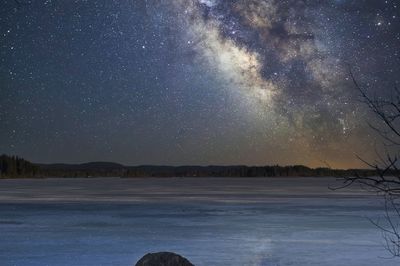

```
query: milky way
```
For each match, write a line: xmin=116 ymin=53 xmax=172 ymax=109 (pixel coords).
xmin=1 ymin=0 xmax=399 ymax=168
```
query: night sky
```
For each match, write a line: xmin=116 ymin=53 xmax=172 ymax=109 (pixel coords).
xmin=1 ymin=0 xmax=399 ymax=168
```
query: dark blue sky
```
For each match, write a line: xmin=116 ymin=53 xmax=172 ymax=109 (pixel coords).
xmin=1 ymin=0 xmax=399 ymax=168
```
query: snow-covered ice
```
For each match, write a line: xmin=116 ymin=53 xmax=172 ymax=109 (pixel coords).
xmin=0 ymin=177 xmax=397 ymax=266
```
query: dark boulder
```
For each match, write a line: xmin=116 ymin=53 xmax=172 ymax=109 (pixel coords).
xmin=135 ymin=252 xmax=194 ymax=266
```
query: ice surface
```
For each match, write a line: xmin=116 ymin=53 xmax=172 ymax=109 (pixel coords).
xmin=0 ymin=177 xmax=397 ymax=266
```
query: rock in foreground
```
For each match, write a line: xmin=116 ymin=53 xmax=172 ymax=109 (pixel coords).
xmin=135 ymin=252 xmax=194 ymax=266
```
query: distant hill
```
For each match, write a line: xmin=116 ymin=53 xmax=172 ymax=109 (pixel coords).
xmin=1 ymin=154 xmax=380 ymax=178
xmin=39 ymin=162 xmax=125 ymax=170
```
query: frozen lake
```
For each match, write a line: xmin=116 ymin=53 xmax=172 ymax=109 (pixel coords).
xmin=0 ymin=177 xmax=398 ymax=266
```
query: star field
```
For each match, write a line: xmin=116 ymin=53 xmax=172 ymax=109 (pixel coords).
xmin=1 ymin=0 xmax=399 ymax=168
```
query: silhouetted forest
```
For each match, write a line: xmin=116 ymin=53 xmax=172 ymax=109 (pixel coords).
xmin=41 ymin=164 xmax=379 ymax=178
xmin=0 ymin=154 xmax=38 ymax=178
xmin=0 ymin=154 xmax=383 ymax=178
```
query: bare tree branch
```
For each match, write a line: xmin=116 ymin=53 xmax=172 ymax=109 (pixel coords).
xmin=339 ymin=69 xmax=400 ymax=257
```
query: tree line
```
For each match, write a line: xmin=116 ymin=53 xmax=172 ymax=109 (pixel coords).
xmin=0 ymin=154 xmax=38 ymax=178
xmin=0 ymin=154 xmax=384 ymax=178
